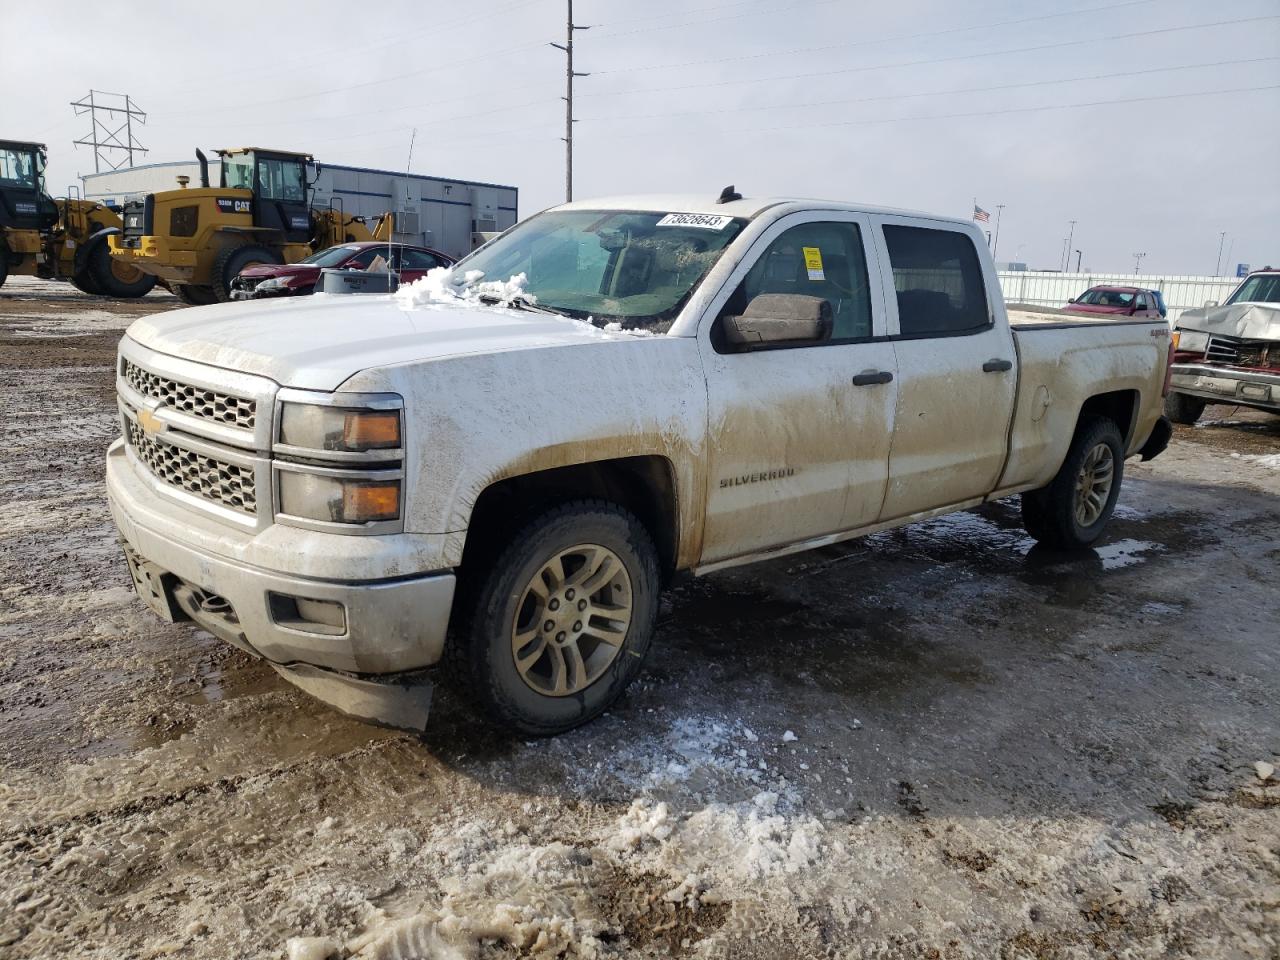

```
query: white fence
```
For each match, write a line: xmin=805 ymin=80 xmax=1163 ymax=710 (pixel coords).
xmin=997 ymin=271 xmax=1241 ymax=323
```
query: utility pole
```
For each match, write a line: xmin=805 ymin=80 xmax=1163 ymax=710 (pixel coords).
xmin=550 ymin=0 xmax=590 ymax=202
xmin=1133 ymin=251 xmax=1147 ymax=273
xmin=992 ymin=204 xmax=1005 ymax=259
xmin=70 ymin=90 xmax=148 ymax=172
xmin=1075 ymin=249 xmax=1082 ymax=272
xmin=1214 ymin=231 xmax=1227 ymax=276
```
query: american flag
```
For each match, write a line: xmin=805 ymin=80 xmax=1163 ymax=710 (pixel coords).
xmin=973 ymin=205 xmax=991 ymax=223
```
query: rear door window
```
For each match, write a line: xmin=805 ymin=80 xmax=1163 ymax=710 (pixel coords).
xmin=400 ymin=249 xmax=445 ymax=270
xmin=883 ymin=225 xmax=989 ymax=336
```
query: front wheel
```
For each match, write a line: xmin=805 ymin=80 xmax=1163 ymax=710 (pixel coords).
xmin=1021 ymin=417 xmax=1125 ymax=549
xmin=1164 ymin=392 xmax=1206 ymax=425
xmin=87 ymin=241 xmax=157 ymax=298
xmin=172 ymin=283 xmax=218 ymax=306
xmin=446 ymin=500 xmax=660 ymax=736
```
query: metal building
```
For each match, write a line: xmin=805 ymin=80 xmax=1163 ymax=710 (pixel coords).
xmin=80 ymin=159 xmax=518 ymax=260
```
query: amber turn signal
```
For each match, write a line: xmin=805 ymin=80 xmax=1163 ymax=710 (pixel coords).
xmin=342 ymin=481 xmax=401 ymax=523
xmin=342 ymin=410 xmax=401 ymax=450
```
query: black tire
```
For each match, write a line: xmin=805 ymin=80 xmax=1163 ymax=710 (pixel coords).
xmin=172 ymin=283 xmax=219 ymax=306
xmin=1021 ymin=417 xmax=1125 ymax=550
xmin=71 ymin=268 xmax=103 ymax=296
xmin=446 ymin=500 xmax=660 ymax=736
xmin=1164 ymin=392 xmax=1206 ymax=425
xmin=86 ymin=240 xmax=157 ymax=298
xmin=212 ymin=244 xmax=281 ymax=302
xmin=0 ymin=247 xmax=8 ymax=289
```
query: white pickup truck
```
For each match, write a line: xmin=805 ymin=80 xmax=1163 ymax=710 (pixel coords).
xmin=106 ymin=192 xmax=1173 ymax=734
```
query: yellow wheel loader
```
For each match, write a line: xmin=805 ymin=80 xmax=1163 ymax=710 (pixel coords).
xmin=108 ymin=148 xmax=390 ymax=304
xmin=0 ymin=139 xmax=156 ymax=297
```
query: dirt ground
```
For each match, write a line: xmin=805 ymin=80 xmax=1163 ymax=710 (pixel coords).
xmin=1 ymin=276 xmax=1277 ymax=960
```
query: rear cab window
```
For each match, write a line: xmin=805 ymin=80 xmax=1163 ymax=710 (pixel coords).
xmin=882 ymin=225 xmax=989 ymax=337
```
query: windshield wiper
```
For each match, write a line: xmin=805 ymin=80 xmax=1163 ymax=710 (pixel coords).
xmin=476 ymin=292 xmax=569 ymax=317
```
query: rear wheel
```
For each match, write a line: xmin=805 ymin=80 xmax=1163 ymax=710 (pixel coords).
xmin=212 ymin=244 xmax=281 ymax=302
xmin=1164 ymin=392 xmax=1206 ymax=425
xmin=1021 ymin=417 xmax=1125 ymax=550
xmin=86 ymin=241 xmax=157 ymax=298
xmin=0 ymin=247 xmax=9 ymax=289
xmin=172 ymin=283 xmax=218 ymax=306
xmin=446 ymin=500 xmax=660 ymax=736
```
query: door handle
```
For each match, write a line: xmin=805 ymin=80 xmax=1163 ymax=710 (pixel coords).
xmin=852 ymin=370 xmax=893 ymax=386
xmin=982 ymin=359 xmax=1013 ymax=373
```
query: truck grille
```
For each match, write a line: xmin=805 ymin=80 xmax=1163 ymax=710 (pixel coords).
xmin=126 ymin=419 xmax=257 ymax=515
xmin=122 ymin=358 xmax=257 ymax=430
xmin=1206 ymin=334 xmax=1280 ymax=369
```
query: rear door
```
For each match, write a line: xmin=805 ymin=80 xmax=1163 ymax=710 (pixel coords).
xmin=698 ymin=211 xmax=898 ymax=563
xmin=869 ymin=218 xmax=1017 ymax=520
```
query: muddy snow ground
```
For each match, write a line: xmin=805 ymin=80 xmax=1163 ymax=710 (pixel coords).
xmin=1 ymin=276 xmax=1277 ymax=959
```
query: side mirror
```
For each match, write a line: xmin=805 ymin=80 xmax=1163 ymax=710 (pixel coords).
xmin=723 ymin=294 xmax=833 ymax=349
xmin=1067 ymin=297 xmax=1077 ymax=303
xmin=1203 ymin=300 xmax=1218 ymax=308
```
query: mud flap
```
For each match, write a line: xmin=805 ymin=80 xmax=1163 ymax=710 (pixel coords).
xmin=1139 ymin=415 xmax=1173 ymax=461
xmin=272 ymin=662 xmax=434 ymax=733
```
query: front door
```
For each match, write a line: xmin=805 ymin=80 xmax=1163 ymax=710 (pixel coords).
xmin=698 ymin=212 xmax=898 ymax=564
xmin=253 ymin=154 xmax=310 ymax=244
xmin=870 ymin=218 xmax=1017 ymax=520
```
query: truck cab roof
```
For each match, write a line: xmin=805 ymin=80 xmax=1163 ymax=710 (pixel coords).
xmin=554 ymin=193 xmax=974 ymax=228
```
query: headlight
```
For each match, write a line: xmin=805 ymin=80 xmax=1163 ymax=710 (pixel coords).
xmin=1175 ymin=329 xmax=1209 ymax=353
xmin=257 ymin=277 xmax=291 ymax=292
xmin=277 ymin=471 xmax=400 ymax=524
xmin=279 ymin=402 xmax=401 ymax=452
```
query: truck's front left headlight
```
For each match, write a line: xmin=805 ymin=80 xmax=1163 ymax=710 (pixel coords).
xmin=279 ymin=402 xmax=401 ymax=452
xmin=277 ymin=470 xmax=401 ymax=524
xmin=273 ymin=393 xmax=405 ymax=532
xmin=1174 ymin=329 xmax=1209 ymax=354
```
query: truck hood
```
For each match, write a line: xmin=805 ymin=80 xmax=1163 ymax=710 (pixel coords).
xmin=125 ymin=293 xmax=622 ymax=391
xmin=1176 ymin=301 xmax=1280 ymax=341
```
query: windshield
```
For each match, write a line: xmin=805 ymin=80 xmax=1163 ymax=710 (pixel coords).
xmin=301 ymin=245 xmax=363 ymax=267
xmin=0 ymin=147 xmax=38 ymax=190
xmin=1076 ymin=288 xmax=1134 ymax=307
xmin=454 ymin=209 xmax=748 ymax=330
xmin=1226 ymin=274 xmax=1280 ymax=305
xmin=221 ymin=153 xmax=254 ymax=190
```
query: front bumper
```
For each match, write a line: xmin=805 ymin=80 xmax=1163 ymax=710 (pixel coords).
xmin=1170 ymin=363 xmax=1280 ymax=412
xmin=107 ymin=234 xmax=197 ymax=283
xmin=107 ymin=438 xmax=456 ymax=729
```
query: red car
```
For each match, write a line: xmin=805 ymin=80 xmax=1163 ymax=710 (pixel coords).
xmin=230 ymin=242 xmax=455 ymax=299
xmin=1064 ymin=285 xmax=1163 ymax=318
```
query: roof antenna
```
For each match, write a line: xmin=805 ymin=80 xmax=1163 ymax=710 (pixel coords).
xmin=717 ymin=184 xmax=742 ymax=204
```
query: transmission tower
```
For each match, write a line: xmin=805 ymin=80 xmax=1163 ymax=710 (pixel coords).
xmin=70 ymin=90 xmax=148 ymax=172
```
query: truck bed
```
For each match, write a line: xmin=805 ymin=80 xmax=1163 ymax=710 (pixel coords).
xmin=1006 ymin=304 xmax=1167 ymax=329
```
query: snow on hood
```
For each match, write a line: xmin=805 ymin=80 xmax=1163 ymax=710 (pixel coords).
xmin=1176 ymin=301 xmax=1280 ymax=341
xmin=125 ymin=270 xmax=627 ymax=391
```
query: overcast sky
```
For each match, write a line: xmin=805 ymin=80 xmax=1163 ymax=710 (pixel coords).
xmin=7 ymin=0 xmax=1278 ymax=275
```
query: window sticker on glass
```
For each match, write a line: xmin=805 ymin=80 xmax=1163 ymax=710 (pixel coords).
xmin=655 ymin=213 xmax=734 ymax=230
xmin=802 ymin=246 xmax=825 ymax=281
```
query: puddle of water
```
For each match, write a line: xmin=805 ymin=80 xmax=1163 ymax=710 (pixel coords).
xmin=1094 ymin=539 xmax=1162 ymax=571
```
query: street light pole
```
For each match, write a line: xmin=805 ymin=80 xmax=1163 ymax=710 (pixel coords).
xmin=1214 ymin=231 xmax=1227 ymax=276
xmin=1063 ymin=220 xmax=1077 ymax=271
xmin=1075 ymin=249 xmax=1082 ymax=273
xmin=992 ymin=204 xmax=1004 ymax=259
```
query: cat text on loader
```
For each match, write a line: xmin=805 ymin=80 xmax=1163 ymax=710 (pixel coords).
xmin=107 ymin=148 xmax=391 ymax=305
xmin=0 ymin=139 xmax=156 ymax=297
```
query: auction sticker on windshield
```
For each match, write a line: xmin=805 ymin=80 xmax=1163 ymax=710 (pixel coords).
xmin=656 ymin=213 xmax=734 ymax=230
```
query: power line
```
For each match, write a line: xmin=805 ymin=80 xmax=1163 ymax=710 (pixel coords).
xmin=589 ymin=0 xmax=1162 ymax=73
xmin=577 ymin=14 xmax=1280 ymax=99
xmin=591 ymin=83 xmax=1280 ymax=140
xmin=590 ymin=0 xmax=844 ymax=39
xmin=578 ymin=56 xmax=1279 ymax=123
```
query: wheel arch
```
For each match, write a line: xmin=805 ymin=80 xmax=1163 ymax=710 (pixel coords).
xmin=459 ymin=455 xmax=682 ymax=593
xmin=1076 ymin=388 xmax=1139 ymax=447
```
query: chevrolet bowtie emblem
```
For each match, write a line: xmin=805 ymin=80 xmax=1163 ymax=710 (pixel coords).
xmin=137 ymin=408 xmax=166 ymax=436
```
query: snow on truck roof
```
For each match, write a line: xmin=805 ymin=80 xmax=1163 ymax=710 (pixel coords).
xmin=554 ymin=193 xmax=975 ymax=227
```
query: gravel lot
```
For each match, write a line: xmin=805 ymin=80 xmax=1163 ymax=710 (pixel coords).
xmin=1 ymin=277 xmax=1277 ymax=959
